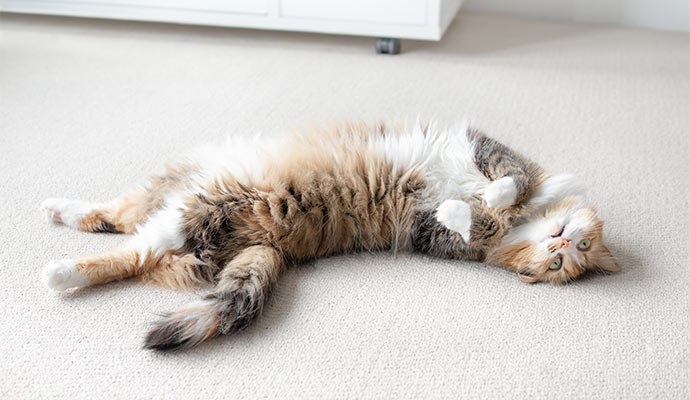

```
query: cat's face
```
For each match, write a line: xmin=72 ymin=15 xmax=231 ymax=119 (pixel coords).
xmin=488 ymin=197 xmax=619 ymax=284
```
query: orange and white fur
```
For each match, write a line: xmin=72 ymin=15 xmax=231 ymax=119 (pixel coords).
xmin=40 ymin=121 xmax=619 ymax=350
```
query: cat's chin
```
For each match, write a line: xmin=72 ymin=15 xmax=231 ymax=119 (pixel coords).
xmin=549 ymin=224 xmax=565 ymax=238
xmin=538 ymin=225 xmax=564 ymax=244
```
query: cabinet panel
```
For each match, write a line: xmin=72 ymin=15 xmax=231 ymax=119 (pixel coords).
xmin=62 ymin=0 xmax=268 ymax=15
xmin=281 ymin=0 xmax=427 ymax=26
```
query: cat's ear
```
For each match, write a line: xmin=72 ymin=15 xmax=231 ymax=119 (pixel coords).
xmin=518 ymin=273 xmax=541 ymax=283
xmin=589 ymin=244 xmax=620 ymax=272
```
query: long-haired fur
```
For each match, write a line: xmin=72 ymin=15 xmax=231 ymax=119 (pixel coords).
xmin=40 ymin=120 xmax=620 ymax=350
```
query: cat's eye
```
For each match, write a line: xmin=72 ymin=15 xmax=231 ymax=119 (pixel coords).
xmin=577 ymin=239 xmax=591 ymax=251
xmin=549 ymin=257 xmax=562 ymax=271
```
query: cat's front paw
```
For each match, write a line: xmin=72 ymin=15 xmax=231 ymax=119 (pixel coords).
xmin=436 ymin=200 xmax=472 ymax=242
xmin=41 ymin=259 xmax=90 ymax=291
xmin=484 ymin=176 xmax=518 ymax=208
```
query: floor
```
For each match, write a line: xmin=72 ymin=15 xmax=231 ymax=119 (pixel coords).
xmin=0 ymin=12 xmax=688 ymax=399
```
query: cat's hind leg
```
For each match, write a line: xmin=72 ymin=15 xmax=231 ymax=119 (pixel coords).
xmin=42 ymin=249 xmax=149 ymax=291
xmin=41 ymin=190 xmax=149 ymax=234
xmin=143 ymin=245 xmax=285 ymax=350
xmin=41 ymin=163 xmax=195 ymax=234
xmin=41 ymin=250 xmax=213 ymax=292
xmin=42 ymin=199 xmax=213 ymax=291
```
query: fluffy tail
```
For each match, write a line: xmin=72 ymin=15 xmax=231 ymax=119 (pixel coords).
xmin=527 ymin=174 xmax=586 ymax=209
xmin=144 ymin=245 xmax=284 ymax=350
xmin=144 ymin=299 xmax=222 ymax=350
xmin=143 ymin=291 xmax=263 ymax=350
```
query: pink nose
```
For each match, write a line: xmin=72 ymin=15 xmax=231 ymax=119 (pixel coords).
xmin=561 ymin=238 xmax=571 ymax=249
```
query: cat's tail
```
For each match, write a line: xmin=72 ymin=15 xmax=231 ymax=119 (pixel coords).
xmin=143 ymin=292 xmax=267 ymax=350
xmin=143 ymin=299 xmax=224 ymax=350
xmin=143 ymin=245 xmax=284 ymax=350
xmin=527 ymin=173 xmax=586 ymax=209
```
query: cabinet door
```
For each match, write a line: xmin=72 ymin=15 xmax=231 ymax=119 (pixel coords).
xmin=62 ymin=0 xmax=268 ymax=15
xmin=281 ymin=0 xmax=427 ymax=26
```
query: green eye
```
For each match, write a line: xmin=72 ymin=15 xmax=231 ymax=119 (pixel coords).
xmin=577 ymin=239 xmax=591 ymax=250
xmin=549 ymin=257 xmax=562 ymax=271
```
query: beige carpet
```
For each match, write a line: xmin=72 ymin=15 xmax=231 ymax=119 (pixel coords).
xmin=0 ymin=12 xmax=688 ymax=399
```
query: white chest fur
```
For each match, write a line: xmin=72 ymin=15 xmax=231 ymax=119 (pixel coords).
xmin=373 ymin=122 xmax=490 ymax=205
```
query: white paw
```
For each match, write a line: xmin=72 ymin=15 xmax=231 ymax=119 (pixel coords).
xmin=40 ymin=198 xmax=94 ymax=228
xmin=436 ymin=200 xmax=472 ymax=242
xmin=40 ymin=198 xmax=63 ymax=224
xmin=41 ymin=259 xmax=91 ymax=291
xmin=484 ymin=176 xmax=518 ymax=208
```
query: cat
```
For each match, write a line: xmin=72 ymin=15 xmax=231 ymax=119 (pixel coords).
xmin=40 ymin=121 xmax=619 ymax=350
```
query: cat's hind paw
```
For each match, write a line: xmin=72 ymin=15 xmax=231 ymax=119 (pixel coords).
xmin=40 ymin=198 xmax=94 ymax=228
xmin=40 ymin=199 xmax=63 ymax=224
xmin=484 ymin=176 xmax=518 ymax=208
xmin=41 ymin=259 xmax=91 ymax=291
xmin=436 ymin=200 xmax=472 ymax=242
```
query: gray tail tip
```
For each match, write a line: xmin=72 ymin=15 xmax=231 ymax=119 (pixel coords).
xmin=143 ymin=321 xmax=189 ymax=351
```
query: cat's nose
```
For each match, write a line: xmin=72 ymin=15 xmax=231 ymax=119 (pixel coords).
xmin=561 ymin=238 xmax=571 ymax=249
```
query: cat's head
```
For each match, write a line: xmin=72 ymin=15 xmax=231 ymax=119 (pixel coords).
xmin=487 ymin=196 xmax=619 ymax=284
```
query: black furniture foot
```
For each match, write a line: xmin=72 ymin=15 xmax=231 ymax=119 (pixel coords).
xmin=375 ymin=38 xmax=401 ymax=54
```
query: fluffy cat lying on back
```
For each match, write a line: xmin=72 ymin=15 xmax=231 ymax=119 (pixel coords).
xmin=41 ymin=121 xmax=619 ymax=350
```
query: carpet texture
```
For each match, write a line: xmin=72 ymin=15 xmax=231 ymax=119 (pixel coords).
xmin=0 ymin=12 xmax=688 ymax=399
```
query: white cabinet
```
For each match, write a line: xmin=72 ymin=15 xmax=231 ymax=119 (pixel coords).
xmin=0 ymin=0 xmax=464 ymax=50
xmin=57 ymin=0 xmax=269 ymax=15
xmin=281 ymin=0 xmax=427 ymax=26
